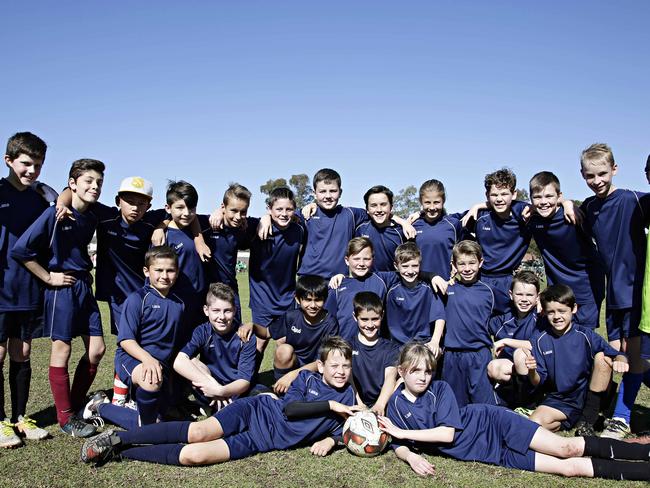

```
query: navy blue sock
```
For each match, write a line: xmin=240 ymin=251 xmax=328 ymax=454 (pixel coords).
xmin=121 ymin=443 xmax=184 ymax=465
xmin=98 ymin=403 xmax=140 ymax=430
xmin=273 ymin=366 xmax=292 ymax=382
xmin=136 ymin=388 xmax=160 ymax=425
xmin=117 ymin=420 xmax=191 ymax=446
xmin=644 ymin=368 xmax=650 ymax=388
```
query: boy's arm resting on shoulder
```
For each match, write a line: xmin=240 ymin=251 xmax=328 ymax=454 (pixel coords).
xmin=190 ymin=217 xmax=211 ymax=261
xmin=55 ymin=187 xmax=74 ymax=221
xmin=371 ymin=367 xmax=399 ymax=416
xmin=274 ymin=361 xmax=318 ymax=394
xmin=392 ymin=215 xmax=417 ymax=239
xmin=461 ymin=202 xmax=488 ymax=227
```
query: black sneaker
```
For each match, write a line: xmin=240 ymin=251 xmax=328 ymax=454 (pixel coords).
xmin=80 ymin=429 xmax=120 ymax=464
xmin=574 ymin=420 xmax=596 ymax=437
xmin=61 ymin=415 xmax=97 ymax=438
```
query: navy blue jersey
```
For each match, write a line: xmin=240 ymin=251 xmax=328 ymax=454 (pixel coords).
xmin=385 ymin=281 xmax=445 ymax=345
xmin=488 ymin=309 xmax=541 ymax=361
xmin=116 ymin=285 xmax=185 ymax=366
xmin=165 ymin=224 xmax=207 ymax=298
xmin=269 ymin=309 xmax=339 ymax=366
xmin=249 ymin=219 xmax=305 ymax=323
xmin=180 ymin=321 xmax=257 ymax=385
xmin=469 ymin=201 xmax=531 ymax=275
xmin=413 ymin=216 xmax=462 ymax=279
xmin=529 ymin=208 xmax=605 ymax=306
xmin=12 ymin=206 xmax=97 ymax=273
xmin=581 ymin=189 xmax=650 ymax=309
xmin=387 ymin=381 xmax=537 ymax=468
xmin=531 ymin=325 xmax=621 ymax=412
xmin=350 ymin=335 xmax=399 ymax=406
xmin=354 ymin=220 xmax=404 ymax=272
xmin=443 ymin=280 xmax=494 ymax=350
xmin=0 ymin=179 xmax=49 ymax=311
xmin=225 ymin=370 xmax=355 ymax=452
xmin=201 ymin=215 xmax=255 ymax=292
xmin=91 ymin=203 xmax=168 ymax=303
xmin=298 ymin=205 xmax=367 ymax=278
xmin=324 ymin=272 xmax=396 ymax=341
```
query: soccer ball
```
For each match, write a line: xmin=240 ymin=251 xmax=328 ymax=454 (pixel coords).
xmin=342 ymin=411 xmax=390 ymax=457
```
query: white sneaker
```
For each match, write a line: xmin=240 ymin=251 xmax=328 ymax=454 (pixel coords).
xmin=601 ymin=417 xmax=631 ymax=439
xmin=15 ymin=415 xmax=49 ymax=441
xmin=83 ymin=391 xmax=109 ymax=419
xmin=0 ymin=419 xmax=22 ymax=448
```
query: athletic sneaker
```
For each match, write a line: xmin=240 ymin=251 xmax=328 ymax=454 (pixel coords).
xmin=514 ymin=407 xmax=534 ymax=418
xmin=86 ymin=414 xmax=105 ymax=429
xmin=15 ymin=415 xmax=49 ymax=441
xmin=83 ymin=391 xmax=109 ymax=419
xmin=601 ymin=417 xmax=631 ymax=439
xmin=574 ymin=420 xmax=596 ymax=437
xmin=61 ymin=415 xmax=97 ymax=438
xmin=0 ymin=420 xmax=22 ymax=448
xmin=81 ymin=429 xmax=120 ymax=464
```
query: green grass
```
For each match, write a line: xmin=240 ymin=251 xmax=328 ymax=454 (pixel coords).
xmin=1 ymin=272 xmax=648 ymax=487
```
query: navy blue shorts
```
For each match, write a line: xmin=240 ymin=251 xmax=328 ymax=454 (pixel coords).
xmin=540 ymin=394 xmax=581 ymax=430
xmin=480 ymin=274 xmax=512 ymax=315
xmin=640 ymin=331 xmax=650 ymax=360
xmin=495 ymin=408 xmax=538 ymax=471
xmin=442 ymin=348 xmax=498 ymax=407
xmin=605 ymin=308 xmax=640 ymax=341
xmin=0 ymin=310 xmax=43 ymax=342
xmin=44 ymin=279 xmax=103 ymax=341
xmin=573 ymin=300 xmax=600 ymax=330
xmin=108 ymin=299 xmax=124 ymax=336
xmin=114 ymin=350 xmax=168 ymax=390
xmin=213 ymin=397 xmax=263 ymax=460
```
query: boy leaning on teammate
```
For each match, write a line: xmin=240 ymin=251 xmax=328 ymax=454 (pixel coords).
xmin=0 ymin=132 xmax=52 ymax=447
xmin=12 ymin=158 xmax=107 ymax=438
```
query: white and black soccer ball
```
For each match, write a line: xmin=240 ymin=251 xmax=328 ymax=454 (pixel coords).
xmin=342 ymin=411 xmax=390 ymax=457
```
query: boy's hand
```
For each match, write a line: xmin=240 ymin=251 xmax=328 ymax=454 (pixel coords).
xmin=493 ymin=339 xmax=507 ymax=357
xmin=151 ymin=228 xmax=166 ymax=246
xmin=328 ymin=274 xmax=345 ymax=289
xmin=140 ymin=357 xmax=163 ymax=385
xmin=523 ymin=349 xmax=537 ymax=372
xmin=209 ymin=207 xmax=225 ymax=230
xmin=400 ymin=221 xmax=417 ymax=239
xmin=193 ymin=376 xmax=223 ymax=398
xmin=210 ymin=398 xmax=233 ymax=411
xmin=430 ymin=275 xmax=450 ymax=294
xmin=310 ymin=437 xmax=336 ymax=457
xmin=55 ymin=205 xmax=74 ymax=222
xmin=561 ymin=200 xmax=584 ymax=225
xmin=328 ymin=401 xmax=363 ymax=418
xmin=370 ymin=402 xmax=387 ymax=416
xmin=257 ymin=215 xmax=273 ymax=240
xmin=377 ymin=415 xmax=405 ymax=439
xmin=521 ymin=205 xmax=532 ymax=222
xmin=237 ymin=323 xmax=254 ymax=342
xmin=301 ymin=202 xmax=318 ymax=220
xmin=406 ymin=211 xmax=420 ymax=225
xmin=461 ymin=202 xmax=488 ymax=227
xmin=194 ymin=239 xmax=212 ymax=262
xmin=47 ymin=271 xmax=77 ymax=287
xmin=273 ymin=372 xmax=297 ymax=394
xmin=426 ymin=339 xmax=441 ymax=359
xmin=406 ymin=451 xmax=436 ymax=477
xmin=605 ymin=355 xmax=630 ymax=374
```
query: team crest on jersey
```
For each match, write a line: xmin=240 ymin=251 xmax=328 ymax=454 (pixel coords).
xmin=174 ymin=243 xmax=184 ymax=250
xmin=396 ymin=296 xmax=405 ymax=301
xmin=107 ymin=230 xmax=118 ymax=236
xmin=482 ymin=226 xmax=491 ymax=231
xmin=61 ymin=225 xmax=72 ymax=231
xmin=291 ymin=326 xmax=302 ymax=334
xmin=151 ymin=304 xmax=161 ymax=309
xmin=535 ymin=225 xmax=544 ymax=229
xmin=416 ymin=230 xmax=423 ymax=234
xmin=352 ymin=350 xmax=359 ymax=355
xmin=308 ymin=389 xmax=319 ymax=396
xmin=404 ymin=412 xmax=412 ymax=418
xmin=543 ymin=350 xmax=553 ymax=355
xmin=0 ymin=203 xmax=9 ymax=208
xmin=448 ymin=291 xmax=455 ymax=295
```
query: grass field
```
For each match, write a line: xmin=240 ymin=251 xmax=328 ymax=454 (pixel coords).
xmin=1 ymin=272 xmax=648 ymax=487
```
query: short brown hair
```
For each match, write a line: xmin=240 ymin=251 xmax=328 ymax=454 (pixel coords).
xmin=266 ymin=186 xmax=296 ymax=208
xmin=313 ymin=168 xmax=341 ymax=189
xmin=5 ymin=132 xmax=47 ymax=161
xmin=144 ymin=245 xmax=178 ymax=268
xmin=223 ymin=183 xmax=252 ymax=206
xmin=68 ymin=159 xmax=105 ymax=181
xmin=484 ymin=168 xmax=516 ymax=192
xmin=353 ymin=291 xmax=384 ymax=316
xmin=206 ymin=282 xmax=236 ymax=306
xmin=539 ymin=284 xmax=576 ymax=309
xmin=452 ymin=240 xmax=482 ymax=263
xmin=511 ymin=270 xmax=540 ymax=292
xmin=319 ymin=336 xmax=352 ymax=362
xmin=529 ymin=171 xmax=560 ymax=196
xmin=581 ymin=143 xmax=615 ymax=169
xmin=394 ymin=242 xmax=421 ymax=265
xmin=346 ymin=237 xmax=373 ymax=257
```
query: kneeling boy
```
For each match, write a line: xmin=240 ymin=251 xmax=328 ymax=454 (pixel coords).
xmin=81 ymin=337 xmax=360 ymax=466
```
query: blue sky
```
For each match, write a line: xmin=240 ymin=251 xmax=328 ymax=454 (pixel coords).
xmin=2 ymin=1 xmax=649 ymax=215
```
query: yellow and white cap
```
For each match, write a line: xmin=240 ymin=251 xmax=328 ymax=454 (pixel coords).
xmin=118 ymin=176 xmax=153 ymax=200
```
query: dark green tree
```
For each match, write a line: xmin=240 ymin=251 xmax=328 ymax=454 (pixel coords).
xmin=259 ymin=178 xmax=287 ymax=200
xmin=393 ymin=185 xmax=420 ymax=217
xmin=289 ymin=174 xmax=314 ymax=209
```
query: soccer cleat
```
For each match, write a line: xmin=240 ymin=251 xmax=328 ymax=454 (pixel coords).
xmin=514 ymin=407 xmax=534 ymax=418
xmin=574 ymin=420 xmax=596 ymax=438
xmin=83 ymin=391 xmax=109 ymax=419
xmin=0 ymin=420 xmax=22 ymax=448
xmin=61 ymin=415 xmax=97 ymax=438
xmin=81 ymin=429 xmax=120 ymax=464
xmin=86 ymin=414 xmax=105 ymax=429
xmin=15 ymin=416 xmax=49 ymax=441
xmin=601 ymin=417 xmax=631 ymax=439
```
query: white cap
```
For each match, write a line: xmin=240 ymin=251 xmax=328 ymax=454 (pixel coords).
xmin=118 ymin=176 xmax=153 ymax=200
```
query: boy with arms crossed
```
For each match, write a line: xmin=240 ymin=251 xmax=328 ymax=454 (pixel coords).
xmin=580 ymin=143 xmax=650 ymax=438
xmin=0 ymin=132 xmax=51 ymax=446
xmin=349 ymin=292 xmax=399 ymax=416
xmin=12 ymin=159 xmax=106 ymax=437
xmin=239 ymin=275 xmax=338 ymax=395
xmin=81 ymin=337 xmax=361 ymax=466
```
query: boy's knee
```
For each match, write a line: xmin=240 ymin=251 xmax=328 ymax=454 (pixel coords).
xmin=188 ymin=419 xmax=219 ymax=443
xmin=138 ymin=381 xmax=162 ymax=393
xmin=274 ymin=344 xmax=295 ymax=366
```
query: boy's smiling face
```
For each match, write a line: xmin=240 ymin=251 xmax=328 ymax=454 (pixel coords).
xmin=296 ymin=293 xmax=325 ymax=321
xmin=396 ymin=258 xmax=420 ymax=284
xmin=366 ymin=192 xmax=392 ymax=226
xmin=345 ymin=247 xmax=373 ymax=278
xmin=454 ymin=252 xmax=482 ymax=284
xmin=318 ymin=349 xmax=352 ymax=389
xmin=542 ymin=300 xmax=576 ymax=335
xmin=509 ymin=281 xmax=538 ymax=316
xmin=69 ymin=170 xmax=103 ymax=206
xmin=268 ymin=197 xmax=295 ymax=229
xmin=531 ymin=184 xmax=561 ymax=218
xmin=143 ymin=257 xmax=178 ymax=296
xmin=486 ymin=185 xmax=516 ymax=218
xmin=5 ymin=153 xmax=44 ymax=189
xmin=222 ymin=197 xmax=249 ymax=228
xmin=117 ymin=192 xmax=151 ymax=225
xmin=166 ymin=198 xmax=196 ymax=229
xmin=204 ymin=297 xmax=236 ymax=334
xmin=354 ymin=308 xmax=382 ymax=341
xmin=581 ymin=160 xmax=617 ymax=199
xmin=314 ymin=180 xmax=341 ymax=211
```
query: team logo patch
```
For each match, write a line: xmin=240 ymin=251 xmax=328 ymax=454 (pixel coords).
xmin=308 ymin=389 xmax=319 ymax=396
xmin=291 ymin=326 xmax=302 ymax=334
xmin=131 ymin=177 xmax=145 ymax=189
